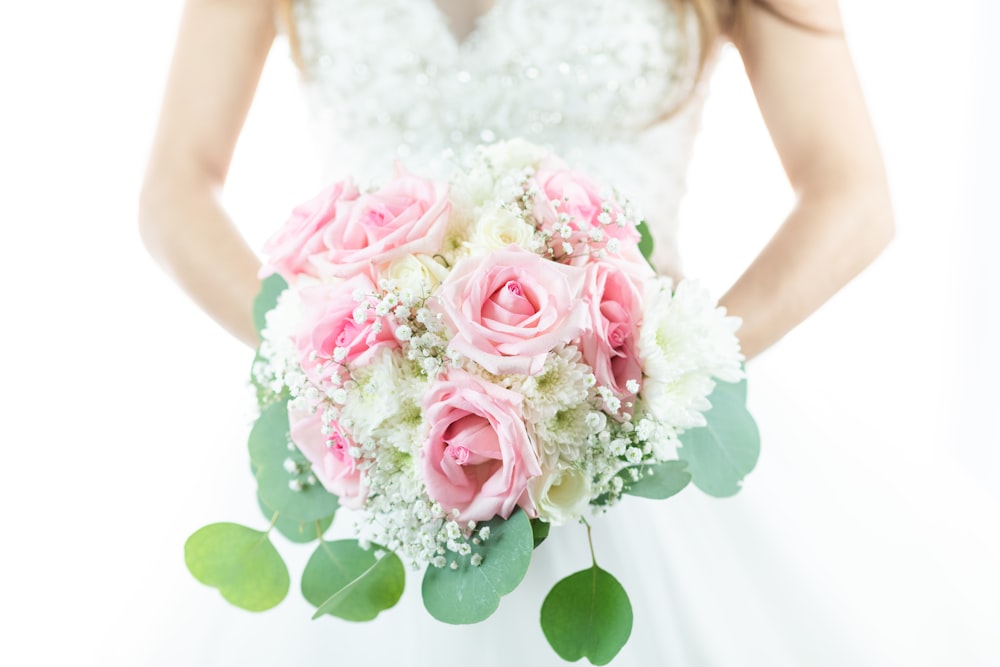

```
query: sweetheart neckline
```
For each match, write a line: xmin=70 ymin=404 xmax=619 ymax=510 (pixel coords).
xmin=425 ymin=0 xmax=504 ymax=49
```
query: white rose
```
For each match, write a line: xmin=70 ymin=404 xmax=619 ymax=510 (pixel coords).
xmin=465 ymin=206 xmax=538 ymax=256
xmin=384 ymin=253 xmax=450 ymax=296
xmin=531 ymin=465 xmax=593 ymax=526
xmin=336 ymin=348 xmax=407 ymax=443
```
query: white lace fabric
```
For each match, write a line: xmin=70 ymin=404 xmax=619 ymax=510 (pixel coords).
xmin=290 ymin=0 xmax=709 ymax=277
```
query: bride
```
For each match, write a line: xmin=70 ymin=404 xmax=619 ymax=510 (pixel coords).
xmin=139 ymin=0 xmax=999 ymax=665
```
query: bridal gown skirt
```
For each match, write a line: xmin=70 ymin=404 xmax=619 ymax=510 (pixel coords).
xmin=135 ymin=357 xmax=1000 ymax=667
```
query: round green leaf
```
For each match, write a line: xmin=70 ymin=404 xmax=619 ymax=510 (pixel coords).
xmin=249 ymin=401 xmax=340 ymax=523
xmin=248 ymin=400 xmax=292 ymax=470
xmin=257 ymin=494 xmax=333 ymax=544
xmin=302 ymin=540 xmax=405 ymax=621
xmin=421 ymin=509 xmax=534 ymax=624
xmin=253 ymin=273 xmax=288 ymax=337
xmin=678 ymin=378 xmax=760 ymax=497
xmin=184 ymin=522 xmax=289 ymax=612
xmin=621 ymin=460 xmax=692 ymax=500
xmin=541 ymin=565 xmax=633 ymax=666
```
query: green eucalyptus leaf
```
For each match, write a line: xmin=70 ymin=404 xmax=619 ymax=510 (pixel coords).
xmin=421 ymin=509 xmax=534 ymax=624
xmin=253 ymin=273 xmax=288 ymax=338
xmin=621 ymin=460 xmax=692 ymax=500
xmin=247 ymin=400 xmax=292 ymax=469
xmin=303 ymin=540 xmax=405 ymax=621
xmin=678 ymin=378 xmax=760 ymax=498
xmin=249 ymin=401 xmax=340 ymax=523
xmin=257 ymin=494 xmax=333 ymax=544
xmin=184 ymin=522 xmax=289 ymax=612
xmin=541 ymin=565 xmax=633 ymax=666
xmin=531 ymin=517 xmax=551 ymax=548
xmin=636 ymin=220 xmax=654 ymax=265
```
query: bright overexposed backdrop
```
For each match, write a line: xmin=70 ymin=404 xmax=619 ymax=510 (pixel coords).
xmin=0 ymin=1 xmax=995 ymax=664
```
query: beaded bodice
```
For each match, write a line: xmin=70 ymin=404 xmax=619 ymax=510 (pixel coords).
xmin=291 ymin=0 xmax=711 ymax=275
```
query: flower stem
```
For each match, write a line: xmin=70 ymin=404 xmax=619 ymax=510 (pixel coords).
xmin=266 ymin=511 xmax=280 ymax=535
xmin=583 ymin=518 xmax=597 ymax=568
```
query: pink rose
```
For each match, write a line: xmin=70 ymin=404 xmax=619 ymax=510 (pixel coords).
xmin=435 ymin=246 xmax=587 ymax=375
xmin=311 ymin=164 xmax=451 ymax=279
xmin=531 ymin=161 xmax=640 ymax=264
xmin=421 ymin=370 xmax=541 ymax=522
xmin=578 ymin=261 xmax=647 ymax=403
xmin=260 ymin=179 xmax=361 ymax=281
xmin=296 ymin=274 xmax=398 ymax=387
xmin=289 ymin=409 xmax=367 ymax=509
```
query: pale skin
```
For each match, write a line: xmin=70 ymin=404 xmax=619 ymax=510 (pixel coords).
xmin=139 ymin=0 xmax=894 ymax=359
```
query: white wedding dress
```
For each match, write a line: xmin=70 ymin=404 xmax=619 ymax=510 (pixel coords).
xmin=145 ymin=1 xmax=1000 ymax=665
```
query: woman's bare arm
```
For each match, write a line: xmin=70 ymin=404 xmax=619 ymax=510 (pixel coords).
xmin=720 ymin=0 xmax=894 ymax=359
xmin=139 ymin=0 xmax=277 ymax=347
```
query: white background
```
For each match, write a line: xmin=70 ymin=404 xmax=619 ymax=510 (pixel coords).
xmin=0 ymin=1 xmax=996 ymax=664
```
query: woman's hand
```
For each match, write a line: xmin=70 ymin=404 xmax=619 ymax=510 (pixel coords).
xmin=139 ymin=0 xmax=278 ymax=348
xmin=721 ymin=0 xmax=895 ymax=359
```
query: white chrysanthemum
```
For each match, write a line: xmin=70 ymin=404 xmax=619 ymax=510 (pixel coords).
xmin=452 ymin=140 xmax=546 ymax=210
xmin=337 ymin=347 xmax=413 ymax=444
xmin=383 ymin=254 xmax=449 ymax=297
xmin=361 ymin=444 xmax=424 ymax=500
xmin=530 ymin=464 xmax=593 ymax=526
xmin=533 ymin=402 xmax=602 ymax=466
xmin=520 ymin=346 xmax=593 ymax=422
xmin=464 ymin=204 xmax=540 ymax=257
xmin=480 ymin=138 xmax=548 ymax=173
xmin=371 ymin=379 xmax=427 ymax=457
xmin=255 ymin=287 xmax=305 ymax=394
xmin=638 ymin=278 xmax=743 ymax=428
xmin=263 ymin=286 xmax=304 ymax=341
xmin=451 ymin=162 xmax=497 ymax=209
xmin=438 ymin=191 xmax=477 ymax=263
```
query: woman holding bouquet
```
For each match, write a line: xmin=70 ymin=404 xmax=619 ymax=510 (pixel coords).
xmin=140 ymin=0 xmax=999 ymax=665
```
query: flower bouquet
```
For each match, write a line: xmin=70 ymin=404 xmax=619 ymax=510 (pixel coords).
xmin=184 ymin=140 xmax=759 ymax=665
